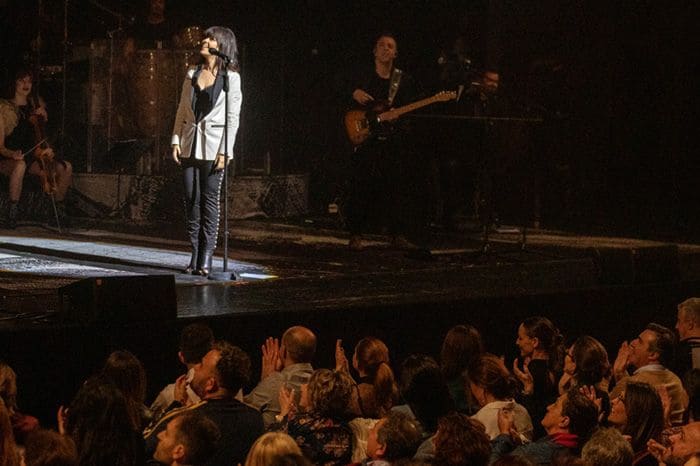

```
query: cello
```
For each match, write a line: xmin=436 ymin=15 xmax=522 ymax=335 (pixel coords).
xmin=27 ymin=94 xmax=59 ymax=195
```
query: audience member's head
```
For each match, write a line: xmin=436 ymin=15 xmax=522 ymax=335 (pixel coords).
xmin=684 ymin=369 xmax=700 ymax=422
xmin=66 ymin=377 xmax=141 ymax=466
xmin=607 ymin=381 xmax=663 ymax=452
xmin=190 ymin=340 xmax=251 ymax=399
xmin=301 ymin=369 xmax=352 ymax=419
xmin=99 ymin=350 xmax=147 ymax=429
xmin=153 ymin=412 xmax=220 ymax=466
xmin=517 ymin=316 xmax=565 ymax=373
xmin=663 ymin=422 xmax=700 ymax=465
xmin=0 ymin=362 xmax=17 ymax=414
xmin=243 ymin=432 xmax=302 ymax=466
xmin=179 ymin=323 xmax=214 ymax=366
xmin=677 ymin=298 xmax=700 ymax=340
xmin=433 ymin=412 xmax=491 ymax=466
xmin=399 ymin=354 xmax=455 ymax=434
xmin=23 ymin=429 xmax=77 ymax=466
xmin=440 ymin=324 xmax=483 ymax=380
xmin=629 ymin=323 xmax=676 ymax=369
xmin=281 ymin=326 xmax=316 ymax=365
xmin=469 ymin=354 xmax=518 ymax=406
xmin=366 ymin=411 xmax=422 ymax=462
xmin=581 ymin=427 xmax=633 ymax=466
xmin=541 ymin=388 xmax=598 ymax=444
xmin=566 ymin=336 xmax=610 ymax=387
xmin=353 ymin=337 xmax=398 ymax=415
xmin=0 ymin=398 xmax=19 ymax=466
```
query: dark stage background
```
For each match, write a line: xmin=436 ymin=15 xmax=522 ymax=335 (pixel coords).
xmin=0 ymin=0 xmax=697 ymax=239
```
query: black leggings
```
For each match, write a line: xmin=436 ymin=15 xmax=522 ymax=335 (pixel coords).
xmin=182 ymin=158 xmax=224 ymax=263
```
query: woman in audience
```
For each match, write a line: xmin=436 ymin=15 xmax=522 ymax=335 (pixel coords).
xmin=0 ymin=398 xmax=20 ymax=466
xmin=99 ymin=350 xmax=151 ymax=429
xmin=440 ymin=324 xmax=484 ymax=415
xmin=335 ymin=337 xmax=399 ymax=418
xmin=60 ymin=377 xmax=146 ymax=466
xmin=23 ymin=429 xmax=78 ymax=466
xmin=560 ymin=335 xmax=612 ymax=421
xmin=512 ymin=316 xmax=565 ymax=438
xmin=244 ymin=432 xmax=303 ymax=466
xmin=469 ymin=354 xmax=533 ymax=440
xmin=607 ymin=381 xmax=664 ymax=466
xmin=432 ymin=412 xmax=491 ymax=466
xmin=277 ymin=368 xmax=353 ymax=466
xmin=0 ymin=361 xmax=39 ymax=444
xmin=394 ymin=354 xmax=455 ymax=437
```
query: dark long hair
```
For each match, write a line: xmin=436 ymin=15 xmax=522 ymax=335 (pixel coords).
xmin=99 ymin=350 xmax=148 ymax=430
xmin=471 ymin=354 xmax=519 ymax=401
xmin=621 ymin=382 xmax=664 ymax=453
xmin=354 ymin=337 xmax=398 ymax=414
xmin=203 ymin=26 xmax=239 ymax=71
xmin=440 ymin=324 xmax=483 ymax=380
xmin=66 ymin=377 xmax=143 ymax=466
xmin=399 ymin=354 xmax=455 ymax=434
xmin=521 ymin=316 xmax=565 ymax=375
xmin=571 ymin=336 xmax=610 ymax=387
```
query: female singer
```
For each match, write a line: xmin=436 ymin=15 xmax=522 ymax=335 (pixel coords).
xmin=171 ymin=26 xmax=242 ymax=276
xmin=0 ymin=67 xmax=73 ymax=228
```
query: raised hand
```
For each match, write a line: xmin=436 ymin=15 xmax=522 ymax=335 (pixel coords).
xmin=613 ymin=341 xmax=631 ymax=381
xmin=656 ymin=384 xmax=672 ymax=428
xmin=261 ymin=337 xmax=282 ymax=380
xmin=335 ymin=339 xmax=349 ymax=372
xmin=579 ymin=385 xmax=604 ymax=422
xmin=646 ymin=438 xmax=669 ymax=465
xmin=174 ymin=373 xmax=191 ymax=405
xmin=558 ymin=372 xmax=573 ymax=395
xmin=513 ymin=357 xmax=534 ymax=395
xmin=56 ymin=405 xmax=68 ymax=435
xmin=278 ymin=385 xmax=296 ymax=419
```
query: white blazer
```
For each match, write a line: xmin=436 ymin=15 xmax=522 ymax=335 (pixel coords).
xmin=171 ymin=67 xmax=242 ymax=161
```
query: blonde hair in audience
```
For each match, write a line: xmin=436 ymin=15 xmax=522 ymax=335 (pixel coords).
xmin=0 ymin=398 xmax=20 ymax=466
xmin=244 ymin=432 xmax=302 ymax=466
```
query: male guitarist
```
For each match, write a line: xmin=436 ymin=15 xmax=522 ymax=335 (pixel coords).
xmin=346 ymin=32 xmax=421 ymax=251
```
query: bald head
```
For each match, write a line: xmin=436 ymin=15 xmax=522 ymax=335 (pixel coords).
xmin=282 ymin=326 xmax=316 ymax=364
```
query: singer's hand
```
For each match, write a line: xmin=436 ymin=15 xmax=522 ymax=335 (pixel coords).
xmin=172 ymin=144 xmax=181 ymax=165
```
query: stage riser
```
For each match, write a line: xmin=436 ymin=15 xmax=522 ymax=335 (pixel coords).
xmin=71 ymin=173 xmax=309 ymax=222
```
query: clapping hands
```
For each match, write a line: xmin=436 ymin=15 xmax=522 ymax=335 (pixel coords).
xmin=261 ymin=337 xmax=283 ymax=380
xmin=512 ymin=357 xmax=534 ymax=395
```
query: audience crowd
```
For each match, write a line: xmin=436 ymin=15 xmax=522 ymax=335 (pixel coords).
xmin=2 ymin=297 xmax=700 ymax=466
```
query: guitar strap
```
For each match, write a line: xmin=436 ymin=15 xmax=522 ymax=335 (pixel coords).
xmin=387 ymin=68 xmax=402 ymax=105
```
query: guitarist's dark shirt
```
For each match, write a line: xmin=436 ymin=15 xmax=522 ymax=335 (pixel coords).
xmin=352 ymin=66 xmax=418 ymax=140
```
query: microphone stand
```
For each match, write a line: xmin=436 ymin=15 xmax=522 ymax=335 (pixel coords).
xmin=208 ymin=52 xmax=236 ymax=281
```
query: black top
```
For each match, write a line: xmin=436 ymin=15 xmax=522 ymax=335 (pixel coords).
xmin=5 ymin=104 xmax=34 ymax=153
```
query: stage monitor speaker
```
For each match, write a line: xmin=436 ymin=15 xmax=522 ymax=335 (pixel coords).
xmin=592 ymin=244 xmax=680 ymax=286
xmin=59 ymin=275 xmax=177 ymax=323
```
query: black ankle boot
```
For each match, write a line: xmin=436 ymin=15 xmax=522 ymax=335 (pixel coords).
xmin=197 ymin=251 xmax=213 ymax=276
xmin=183 ymin=249 xmax=199 ymax=274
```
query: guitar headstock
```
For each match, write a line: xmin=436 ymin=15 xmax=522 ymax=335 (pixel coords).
xmin=435 ymin=90 xmax=458 ymax=102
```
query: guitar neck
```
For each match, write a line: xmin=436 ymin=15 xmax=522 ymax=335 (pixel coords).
xmin=378 ymin=95 xmax=443 ymax=120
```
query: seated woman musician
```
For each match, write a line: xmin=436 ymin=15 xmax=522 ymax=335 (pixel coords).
xmin=0 ymin=67 xmax=73 ymax=228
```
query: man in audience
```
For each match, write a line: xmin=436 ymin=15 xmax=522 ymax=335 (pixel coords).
xmin=490 ymin=388 xmax=599 ymax=464
xmin=364 ymin=411 xmax=423 ymax=465
xmin=675 ymin=298 xmax=700 ymax=376
xmin=150 ymin=323 xmax=214 ymax=419
xmin=153 ymin=412 xmax=220 ymax=466
xmin=581 ymin=427 xmax=633 ymax=466
xmin=612 ymin=323 xmax=689 ymax=424
xmin=647 ymin=422 xmax=700 ymax=466
xmin=145 ymin=340 xmax=264 ymax=466
xmin=244 ymin=326 xmax=316 ymax=426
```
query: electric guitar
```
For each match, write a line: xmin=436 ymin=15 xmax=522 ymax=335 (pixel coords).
xmin=344 ymin=90 xmax=457 ymax=146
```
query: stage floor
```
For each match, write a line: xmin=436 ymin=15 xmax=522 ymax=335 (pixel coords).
xmin=2 ymin=220 xmax=699 ymax=323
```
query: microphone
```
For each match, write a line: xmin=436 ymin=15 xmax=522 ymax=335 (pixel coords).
xmin=208 ymin=48 xmax=231 ymax=61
